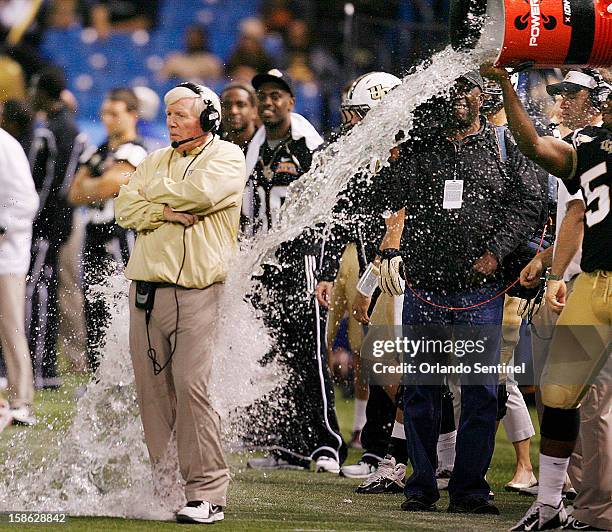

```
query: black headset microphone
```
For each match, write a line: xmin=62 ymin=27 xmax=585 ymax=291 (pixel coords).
xmin=171 ymin=134 xmax=206 ymax=149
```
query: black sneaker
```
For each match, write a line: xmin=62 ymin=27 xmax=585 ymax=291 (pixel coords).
xmin=176 ymin=500 xmax=224 ymax=523
xmin=562 ymin=516 xmax=606 ymax=530
xmin=401 ymin=494 xmax=436 ymax=512
xmin=510 ymin=501 xmax=567 ymax=531
xmin=447 ymin=496 xmax=500 ymax=515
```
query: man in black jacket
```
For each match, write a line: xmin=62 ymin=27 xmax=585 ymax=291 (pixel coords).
xmin=27 ymin=67 xmax=85 ymax=389
xmin=243 ymin=69 xmax=347 ymax=473
xmin=378 ymin=71 xmax=543 ymax=514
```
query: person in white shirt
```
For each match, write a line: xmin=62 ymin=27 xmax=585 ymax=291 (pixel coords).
xmin=0 ymin=127 xmax=39 ymax=427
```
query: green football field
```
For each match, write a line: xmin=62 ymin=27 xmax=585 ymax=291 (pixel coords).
xmin=0 ymin=375 xmax=540 ymax=531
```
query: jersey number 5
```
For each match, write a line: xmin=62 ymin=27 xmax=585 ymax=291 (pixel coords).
xmin=581 ymin=162 xmax=610 ymax=228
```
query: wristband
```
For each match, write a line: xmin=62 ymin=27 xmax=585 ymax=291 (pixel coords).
xmin=356 ymin=262 xmax=380 ymax=297
xmin=546 ymin=273 xmax=563 ymax=281
xmin=379 ymin=248 xmax=401 ymax=260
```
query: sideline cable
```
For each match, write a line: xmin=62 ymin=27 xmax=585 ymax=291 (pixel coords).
xmin=404 ymin=220 xmax=549 ymax=311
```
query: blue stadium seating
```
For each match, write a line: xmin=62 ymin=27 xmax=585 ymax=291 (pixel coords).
xmin=39 ymin=0 xmax=324 ymax=135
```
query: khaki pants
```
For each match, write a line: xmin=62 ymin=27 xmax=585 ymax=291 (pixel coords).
xmin=326 ymin=243 xmax=364 ymax=352
xmin=572 ymin=355 xmax=612 ymax=529
xmin=541 ymin=271 xmax=612 ymax=409
xmin=534 ymin=272 xmax=612 ymax=528
xmin=0 ymin=274 xmax=34 ymax=408
xmin=129 ymin=282 xmax=229 ymax=506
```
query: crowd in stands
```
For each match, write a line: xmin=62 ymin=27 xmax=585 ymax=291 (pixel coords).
xmin=0 ymin=0 xmax=453 ymax=135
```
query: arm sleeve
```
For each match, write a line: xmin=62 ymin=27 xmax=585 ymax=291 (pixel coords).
xmin=319 ymin=174 xmax=362 ymax=281
xmin=381 ymin=154 xmax=411 ymax=215
xmin=29 ymin=134 xmax=50 ymax=193
xmin=488 ymin=134 xmax=544 ymax=262
xmin=319 ymin=218 xmax=351 ymax=281
xmin=144 ymin=149 xmax=247 ymax=217
xmin=114 ymin=158 xmax=166 ymax=232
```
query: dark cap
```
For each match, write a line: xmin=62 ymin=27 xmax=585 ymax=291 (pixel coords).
xmin=252 ymin=69 xmax=294 ymax=96
xmin=459 ymin=70 xmax=485 ymax=91
xmin=31 ymin=66 xmax=66 ymax=100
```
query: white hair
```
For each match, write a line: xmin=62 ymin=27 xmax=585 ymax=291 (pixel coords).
xmin=164 ymin=84 xmax=221 ymax=119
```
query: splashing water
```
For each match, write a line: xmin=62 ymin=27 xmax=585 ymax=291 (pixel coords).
xmin=0 ymin=43 xmax=496 ymax=518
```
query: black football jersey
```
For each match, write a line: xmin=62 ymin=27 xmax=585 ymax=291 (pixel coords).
xmin=79 ymin=138 xmax=147 ymax=225
xmin=248 ymin=135 xmax=313 ymax=234
xmin=565 ymin=126 xmax=612 ymax=272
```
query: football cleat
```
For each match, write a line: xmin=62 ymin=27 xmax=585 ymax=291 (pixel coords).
xmin=510 ymin=501 xmax=568 ymax=531
xmin=9 ymin=406 xmax=36 ymax=426
xmin=561 ymin=516 xmax=606 ymax=530
xmin=340 ymin=460 xmax=376 ymax=479
xmin=355 ymin=455 xmax=406 ymax=494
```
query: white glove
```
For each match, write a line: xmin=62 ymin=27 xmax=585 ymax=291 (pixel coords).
xmin=379 ymin=250 xmax=405 ymax=296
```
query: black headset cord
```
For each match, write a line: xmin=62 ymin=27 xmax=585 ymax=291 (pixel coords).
xmin=146 ymin=139 xmax=213 ymax=375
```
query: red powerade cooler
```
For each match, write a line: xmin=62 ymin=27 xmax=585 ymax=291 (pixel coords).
xmin=450 ymin=0 xmax=612 ymax=67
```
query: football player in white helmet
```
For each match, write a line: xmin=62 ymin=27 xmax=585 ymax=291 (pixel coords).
xmin=316 ymin=71 xmax=409 ymax=487
xmin=340 ymin=72 xmax=402 ymax=130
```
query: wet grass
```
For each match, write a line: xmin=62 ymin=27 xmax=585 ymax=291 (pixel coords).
xmin=0 ymin=377 xmax=540 ymax=531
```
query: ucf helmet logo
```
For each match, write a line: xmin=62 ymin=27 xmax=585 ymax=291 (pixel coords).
xmin=368 ymin=84 xmax=392 ymax=101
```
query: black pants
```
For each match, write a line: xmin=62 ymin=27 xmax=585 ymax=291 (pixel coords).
xmin=26 ymin=238 xmax=61 ymax=386
xmin=360 ymin=384 xmax=397 ymax=464
xmin=246 ymin=251 xmax=347 ymax=465
xmin=83 ymin=223 xmax=131 ymax=370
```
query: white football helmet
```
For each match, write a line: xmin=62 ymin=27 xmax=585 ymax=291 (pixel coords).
xmin=341 ymin=71 xmax=401 ymax=126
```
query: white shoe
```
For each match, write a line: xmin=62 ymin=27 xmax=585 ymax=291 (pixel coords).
xmin=10 ymin=406 xmax=36 ymax=426
xmin=247 ymin=455 xmax=307 ymax=470
xmin=176 ymin=501 xmax=224 ymax=524
xmin=510 ymin=501 xmax=568 ymax=531
xmin=340 ymin=460 xmax=376 ymax=479
xmin=355 ymin=455 xmax=406 ymax=494
xmin=315 ymin=456 xmax=340 ymax=474
xmin=519 ymin=478 xmax=577 ymax=501
xmin=505 ymin=473 xmax=538 ymax=492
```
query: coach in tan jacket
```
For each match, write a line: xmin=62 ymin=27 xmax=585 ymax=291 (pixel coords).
xmin=115 ymin=83 xmax=246 ymax=525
